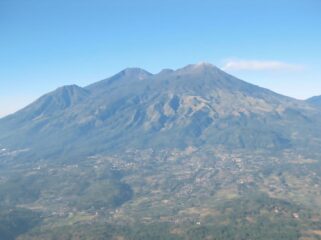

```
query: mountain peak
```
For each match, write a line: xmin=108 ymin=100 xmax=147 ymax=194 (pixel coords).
xmin=10 ymin=85 xmax=90 ymax=121
xmin=55 ymin=84 xmax=84 ymax=93
xmin=157 ymin=63 xmax=217 ymax=76
xmin=306 ymin=95 xmax=321 ymax=107
xmin=86 ymin=68 xmax=152 ymax=92
xmin=120 ymin=68 xmax=152 ymax=79
xmin=194 ymin=61 xmax=216 ymax=68
xmin=122 ymin=67 xmax=151 ymax=73
xmin=178 ymin=62 xmax=219 ymax=73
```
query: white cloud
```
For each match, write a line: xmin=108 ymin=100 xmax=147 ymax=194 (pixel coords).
xmin=222 ymin=59 xmax=304 ymax=71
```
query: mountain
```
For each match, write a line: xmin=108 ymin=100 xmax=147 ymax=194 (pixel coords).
xmin=0 ymin=63 xmax=320 ymax=162
xmin=5 ymin=84 xmax=90 ymax=123
xmin=306 ymin=95 xmax=321 ymax=107
xmin=2 ymin=63 xmax=321 ymax=239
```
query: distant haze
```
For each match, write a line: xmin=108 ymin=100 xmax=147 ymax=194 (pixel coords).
xmin=1 ymin=1 xmax=321 ymax=117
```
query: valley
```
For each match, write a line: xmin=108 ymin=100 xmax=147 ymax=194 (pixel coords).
xmin=1 ymin=146 xmax=321 ymax=239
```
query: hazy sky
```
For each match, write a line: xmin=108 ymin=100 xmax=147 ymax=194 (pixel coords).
xmin=1 ymin=0 xmax=321 ymax=117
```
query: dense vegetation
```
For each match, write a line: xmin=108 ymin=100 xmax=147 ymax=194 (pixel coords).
xmin=17 ymin=192 xmax=307 ymax=240
xmin=0 ymin=208 xmax=41 ymax=240
xmin=1 ymin=147 xmax=321 ymax=239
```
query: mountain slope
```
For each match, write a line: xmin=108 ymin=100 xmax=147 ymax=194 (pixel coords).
xmin=1 ymin=84 xmax=90 ymax=124
xmin=0 ymin=63 xmax=320 ymax=162
xmin=306 ymin=95 xmax=321 ymax=107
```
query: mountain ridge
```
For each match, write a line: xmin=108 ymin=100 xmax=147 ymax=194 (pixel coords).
xmin=306 ymin=95 xmax=321 ymax=107
xmin=0 ymin=63 xmax=320 ymax=162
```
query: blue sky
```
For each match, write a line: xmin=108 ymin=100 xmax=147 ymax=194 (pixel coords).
xmin=1 ymin=0 xmax=321 ymax=117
